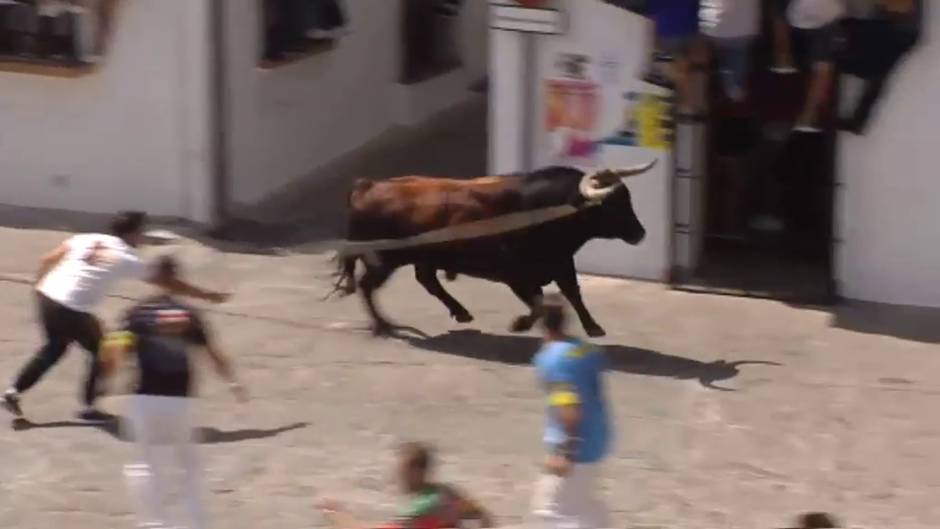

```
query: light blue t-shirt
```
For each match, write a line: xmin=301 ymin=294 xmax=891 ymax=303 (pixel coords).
xmin=533 ymin=339 xmax=611 ymax=464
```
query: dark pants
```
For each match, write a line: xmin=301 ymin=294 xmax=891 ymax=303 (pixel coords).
xmin=13 ymin=293 xmax=103 ymax=407
xmin=840 ymin=18 xmax=919 ymax=133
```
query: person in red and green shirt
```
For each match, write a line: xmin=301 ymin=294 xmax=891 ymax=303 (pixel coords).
xmin=319 ymin=442 xmax=493 ymax=529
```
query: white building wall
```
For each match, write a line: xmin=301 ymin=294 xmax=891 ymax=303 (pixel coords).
xmin=225 ymin=0 xmax=488 ymax=207
xmin=0 ymin=0 xmax=215 ymax=223
xmin=837 ymin=6 xmax=940 ymax=308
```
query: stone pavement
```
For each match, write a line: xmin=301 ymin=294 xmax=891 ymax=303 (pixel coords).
xmin=0 ymin=222 xmax=939 ymax=529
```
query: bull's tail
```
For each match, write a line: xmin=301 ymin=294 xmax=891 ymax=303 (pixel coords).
xmin=324 ymin=184 xmax=366 ymax=299
xmin=324 ymin=252 xmax=358 ymax=299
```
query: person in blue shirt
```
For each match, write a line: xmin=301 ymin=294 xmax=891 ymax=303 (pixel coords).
xmin=530 ymin=294 xmax=611 ymax=529
xmin=649 ymin=0 xmax=701 ymax=115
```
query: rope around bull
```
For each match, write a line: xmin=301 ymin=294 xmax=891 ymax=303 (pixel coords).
xmin=331 ymin=159 xmax=658 ymax=262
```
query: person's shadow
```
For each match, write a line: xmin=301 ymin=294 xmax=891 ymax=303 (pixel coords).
xmin=398 ymin=329 xmax=780 ymax=391
xmin=11 ymin=415 xmax=309 ymax=443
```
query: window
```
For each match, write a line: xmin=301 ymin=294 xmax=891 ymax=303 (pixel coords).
xmin=260 ymin=0 xmax=350 ymax=67
xmin=400 ymin=0 xmax=462 ymax=84
xmin=0 ymin=0 xmax=118 ymax=69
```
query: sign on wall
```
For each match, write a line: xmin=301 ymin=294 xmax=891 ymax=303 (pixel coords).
xmin=600 ymin=91 xmax=674 ymax=150
xmin=491 ymin=3 xmax=566 ymax=34
xmin=544 ymin=52 xmax=600 ymax=163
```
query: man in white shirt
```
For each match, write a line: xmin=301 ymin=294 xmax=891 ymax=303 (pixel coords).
xmin=2 ymin=211 xmax=230 ymax=421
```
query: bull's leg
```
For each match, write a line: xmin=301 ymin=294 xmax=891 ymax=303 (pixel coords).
xmin=554 ymin=260 xmax=605 ymax=337
xmin=507 ymin=282 xmax=543 ymax=333
xmin=414 ymin=265 xmax=474 ymax=323
xmin=359 ymin=265 xmax=394 ymax=335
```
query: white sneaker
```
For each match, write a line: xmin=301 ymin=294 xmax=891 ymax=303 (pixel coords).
xmin=794 ymin=123 xmax=823 ymax=133
xmin=2 ymin=389 xmax=22 ymax=417
xmin=306 ymin=28 xmax=333 ymax=39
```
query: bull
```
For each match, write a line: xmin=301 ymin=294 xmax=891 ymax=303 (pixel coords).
xmin=334 ymin=160 xmax=656 ymax=337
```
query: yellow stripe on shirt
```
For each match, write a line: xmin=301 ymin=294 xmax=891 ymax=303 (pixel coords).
xmin=566 ymin=343 xmax=592 ymax=358
xmin=549 ymin=389 xmax=581 ymax=407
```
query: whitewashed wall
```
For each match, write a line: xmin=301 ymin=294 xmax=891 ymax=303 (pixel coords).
xmin=225 ymin=0 xmax=488 ymax=206
xmin=837 ymin=5 xmax=940 ymax=307
xmin=0 ymin=0 xmax=215 ymax=223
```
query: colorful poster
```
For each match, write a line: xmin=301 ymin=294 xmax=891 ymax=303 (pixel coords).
xmin=545 ymin=77 xmax=600 ymax=163
xmin=600 ymin=91 xmax=674 ymax=150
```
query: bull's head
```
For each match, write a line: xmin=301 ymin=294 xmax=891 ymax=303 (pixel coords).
xmin=578 ymin=159 xmax=657 ymax=244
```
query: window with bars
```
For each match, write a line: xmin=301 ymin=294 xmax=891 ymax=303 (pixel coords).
xmin=0 ymin=0 xmax=118 ymax=68
xmin=400 ymin=0 xmax=463 ymax=84
xmin=261 ymin=0 xmax=350 ymax=66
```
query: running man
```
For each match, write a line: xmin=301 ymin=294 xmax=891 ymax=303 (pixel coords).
xmin=99 ymin=255 xmax=247 ymax=529
xmin=2 ymin=211 xmax=230 ymax=420
xmin=530 ymin=294 xmax=612 ymax=529
xmin=318 ymin=441 xmax=494 ymax=529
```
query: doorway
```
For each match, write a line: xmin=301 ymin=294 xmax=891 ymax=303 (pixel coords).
xmin=672 ymin=9 xmax=838 ymax=304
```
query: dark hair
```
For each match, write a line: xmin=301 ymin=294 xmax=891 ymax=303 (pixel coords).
xmin=154 ymin=255 xmax=180 ymax=282
xmin=539 ymin=293 xmax=567 ymax=333
xmin=400 ymin=441 xmax=433 ymax=473
xmin=110 ymin=211 xmax=147 ymax=239
xmin=797 ymin=512 xmax=840 ymax=528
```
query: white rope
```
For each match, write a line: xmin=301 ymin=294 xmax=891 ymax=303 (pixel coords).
xmin=335 ymin=203 xmax=591 ymax=258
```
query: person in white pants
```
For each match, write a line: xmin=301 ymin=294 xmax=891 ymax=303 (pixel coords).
xmin=529 ymin=294 xmax=613 ymax=529
xmin=100 ymin=256 xmax=247 ymax=529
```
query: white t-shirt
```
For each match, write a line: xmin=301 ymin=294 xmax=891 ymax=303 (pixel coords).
xmin=788 ymin=0 xmax=847 ymax=29
xmin=700 ymin=0 xmax=760 ymax=39
xmin=37 ymin=233 xmax=151 ymax=313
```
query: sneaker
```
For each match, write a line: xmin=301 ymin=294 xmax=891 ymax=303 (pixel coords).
xmin=794 ymin=122 xmax=823 ymax=134
xmin=77 ymin=408 xmax=115 ymax=423
xmin=770 ymin=64 xmax=799 ymax=75
xmin=2 ymin=390 xmax=22 ymax=418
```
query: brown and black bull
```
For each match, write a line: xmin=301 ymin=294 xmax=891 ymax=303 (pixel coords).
xmin=334 ymin=160 xmax=656 ymax=337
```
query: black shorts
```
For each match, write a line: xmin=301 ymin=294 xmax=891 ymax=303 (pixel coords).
xmin=794 ymin=22 xmax=839 ymax=65
xmin=772 ymin=0 xmax=792 ymax=14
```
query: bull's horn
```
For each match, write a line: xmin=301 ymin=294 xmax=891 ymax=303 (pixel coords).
xmin=579 ymin=171 xmax=621 ymax=201
xmin=578 ymin=159 xmax=657 ymax=201
xmin=612 ymin=159 xmax=658 ymax=179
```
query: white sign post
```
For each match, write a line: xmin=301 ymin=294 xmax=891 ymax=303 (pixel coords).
xmin=490 ymin=1 xmax=567 ymax=171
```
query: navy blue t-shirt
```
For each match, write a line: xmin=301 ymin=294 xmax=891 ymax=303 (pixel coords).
xmin=652 ymin=0 xmax=700 ymax=39
xmin=122 ymin=295 xmax=208 ymax=397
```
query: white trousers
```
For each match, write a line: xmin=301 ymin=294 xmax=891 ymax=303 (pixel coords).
xmin=529 ymin=464 xmax=611 ymax=529
xmin=123 ymin=395 xmax=206 ymax=529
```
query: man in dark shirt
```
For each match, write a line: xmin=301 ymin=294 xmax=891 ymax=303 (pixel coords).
xmin=100 ymin=256 xmax=246 ymax=529
xmin=839 ymin=0 xmax=922 ymax=134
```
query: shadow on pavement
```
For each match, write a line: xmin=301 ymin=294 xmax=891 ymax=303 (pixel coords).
xmin=830 ymin=300 xmax=940 ymax=345
xmin=399 ymin=329 xmax=781 ymax=391
xmin=11 ymin=416 xmax=309 ymax=444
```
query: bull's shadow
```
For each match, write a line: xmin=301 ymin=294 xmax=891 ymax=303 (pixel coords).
xmin=399 ymin=329 xmax=779 ymax=391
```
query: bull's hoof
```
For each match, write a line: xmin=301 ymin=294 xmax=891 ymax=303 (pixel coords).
xmin=585 ymin=325 xmax=606 ymax=338
xmin=372 ymin=322 xmax=394 ymax=337
xmin=452 ymin=310 xmax=474 ymax=323
xmin=510 ymin=316 xmax=535 ymax=333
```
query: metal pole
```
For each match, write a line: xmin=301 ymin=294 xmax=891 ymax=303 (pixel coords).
xmin=520 ymin=32 xmax=536 ymax=172
xmin=208 ymin=0 xmax=230 ymax=232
